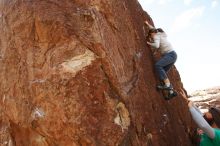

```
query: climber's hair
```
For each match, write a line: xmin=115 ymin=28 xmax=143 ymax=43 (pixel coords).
xmin=209 ymin=107 xmax=220 ymax=128
xmin=157 ymin=28 xmax=164 ymax=33
xmin=148 ymin=28 xmax=164 ymax=34
xmin=148 ymin=28 xmax=158 ymax=34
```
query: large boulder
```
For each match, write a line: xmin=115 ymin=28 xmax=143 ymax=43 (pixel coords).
xmin=0 ymin=0 xmax=194 ymax=145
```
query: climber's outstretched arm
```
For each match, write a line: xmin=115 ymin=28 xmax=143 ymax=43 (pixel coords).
xmin=193 ymin=103 xmax=204 ymax=116
xmin=188 ymin=101 xmax=215 ymax=139
xmin=144 ymin=20 xmax=155 ymax=29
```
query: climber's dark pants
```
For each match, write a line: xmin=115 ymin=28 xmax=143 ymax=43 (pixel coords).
xmin=155 ymin=51 xmax=177 ymax=81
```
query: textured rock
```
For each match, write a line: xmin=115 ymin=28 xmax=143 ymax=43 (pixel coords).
xmin=0 ymin=0 xmax=195 ymax=146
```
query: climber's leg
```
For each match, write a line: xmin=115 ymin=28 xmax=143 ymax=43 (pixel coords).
xmin=155 ymin=51 xmax=177 ymax=90
xmin=157 ymin=78 xmax=173 ymax=90
xmin=164 ymin=62 xmax=175 ymax=72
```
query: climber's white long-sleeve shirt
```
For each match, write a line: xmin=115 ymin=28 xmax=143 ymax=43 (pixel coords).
xmin=189 ymin=104 xmax=215 ymax=139
xmin=147 ymin=33 xmax=174 ymax=54
xmin=146 ymin=23 xmax=174 ymax=54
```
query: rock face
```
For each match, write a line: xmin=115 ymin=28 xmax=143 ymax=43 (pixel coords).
xmin=0 ymin=0 xmax=194 ymax=146
xmin=189 ymin=87 xmax=220 ymax=112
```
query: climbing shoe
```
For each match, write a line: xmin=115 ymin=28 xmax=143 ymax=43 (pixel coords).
xmin=156 ymin=84 xmax=173 ymax=90
xmin=165 ymin=91 xmax=178 ymax=100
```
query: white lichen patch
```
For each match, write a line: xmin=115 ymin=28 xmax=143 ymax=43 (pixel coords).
xmin=34 ymin=135 xmax=48 ymax=145
xmin=61 ymin=49 xmax=96 ymax=75
xmin=114 ymin=102 xmax=130 ymax=132
xmin=30 ymin=79 xmax=46 ymax=84
xmin=32 ymin=107 xmax=45 ymax=119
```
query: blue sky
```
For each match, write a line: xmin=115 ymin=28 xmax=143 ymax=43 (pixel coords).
xmin=138 ymin=0 xmax=220 ymax=93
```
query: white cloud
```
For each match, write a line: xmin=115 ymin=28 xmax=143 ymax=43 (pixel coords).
xmin=184 ymin=0 xmax=192 ymax=5
xmin=212 ymin=0 xmax=218 ymax=8
xmin=171 ymin=6 xmax=205 ymax=33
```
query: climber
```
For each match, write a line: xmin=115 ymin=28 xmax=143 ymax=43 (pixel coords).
xmin=188 ymin=101 xmax=220 ymax=146
xmin=144 ymin=20 xmax=177 ymax=96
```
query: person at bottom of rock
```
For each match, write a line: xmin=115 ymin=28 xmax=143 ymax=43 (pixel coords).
xmin=144 ymin=20 xmax=177 ymax=96
xmin=188 ymin=101 xmax=220 ymax=146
